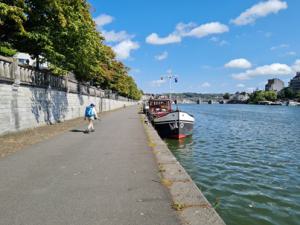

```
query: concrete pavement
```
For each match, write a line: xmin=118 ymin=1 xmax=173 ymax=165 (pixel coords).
xmin=0 ymin=106 xmax=180 ymax=225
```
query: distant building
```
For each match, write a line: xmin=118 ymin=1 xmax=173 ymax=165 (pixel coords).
xmin=13 ymin=52 xmax=35 ymax=66
xmin=13 ymin=52 xmax=48 ymax=69
xmin=228 ymin=92 xmax=249 ymax=104
xmin=289 ymin=72 xmax=300 ymax=92
xmin=265 ymin=78 xmax=284 ymax=92
xmin=233 ymin=92 xmax=249 ymax=101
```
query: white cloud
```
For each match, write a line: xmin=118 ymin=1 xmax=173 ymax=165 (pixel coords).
xmin=184 ymin=22 xmax=229 ymax=38
xmin=146 ymin=33 xmax=181 ymax=45
xmin=102 ymin=30 xmax=134 ymax=43
xmin=232 ymin=63 xmax=293 ymax=80
xmin=155 ymin=51 xmax=168 ymax=61
xmin=145 ymin=21 xmax=229 ymax=45
xmin=225 ymin=58 xmax=252 ymax=69
xmin=210 ymin=36 xmax=219 ymax=42
xmin=175 ymin=22 xmax=197 ymax=36
xmin=237 ymin=83 xmax=246 ymax=88
xmin=112 ymin=40 xmax=140 ymax=60
xmin=284 ymin=51 xmax=296 ymax=56
xmin=94 ymin=14 xmax=139 ymax=60
xmin=201 ymin=82 xmax=211 ymax=88
xmin=94 ymin=14 xmax=114 ymax=27
xmin=270 ymin=44 xmax=289 ymax=50
xmin=292 ymin=59 xmax=300 ymax=72
xmin=151 ymin=79 xmax=166 ymax=87
xmin=219 ymin=40 xmax=229 ymax=46
xmin=246 ymin=87 xmax=256 ymax=93
xmin=210 ymin=36 xmax=229 ymax=46
xmin=231 ymin=0 xmax=288 ymax=26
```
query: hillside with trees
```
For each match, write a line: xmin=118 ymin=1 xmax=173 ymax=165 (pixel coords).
xmin=0 ymin=0 xmax=141 ymax=100
xmin=166 ymin=92 xmax=224 ymax=102
xmin=248 ymin=89 xmax=300 ymax=104
xmin=248 ymin=91 xmax=277 ymax=104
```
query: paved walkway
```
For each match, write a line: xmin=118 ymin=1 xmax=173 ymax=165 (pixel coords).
xmin=0 ymin=106 xmax=180 ymax=225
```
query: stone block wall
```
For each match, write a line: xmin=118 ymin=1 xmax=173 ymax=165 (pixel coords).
xmin=0 ymin=55 xmax=136 ymax=135
xmin=0 ymin=82 xmax=135 ymax=136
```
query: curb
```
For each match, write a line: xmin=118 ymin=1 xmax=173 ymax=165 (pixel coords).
xmin=141 ymin=114 xmax=226 ymax=225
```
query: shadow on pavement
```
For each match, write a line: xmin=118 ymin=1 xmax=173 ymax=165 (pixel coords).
xmin=70 ymin=129 xmax=86 ymax=133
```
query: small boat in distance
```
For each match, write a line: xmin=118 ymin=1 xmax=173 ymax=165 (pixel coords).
xmin=286 ymin=100 xmax=300 ymax=106
xmin=147 ymin=98 xmax=194 ymax=139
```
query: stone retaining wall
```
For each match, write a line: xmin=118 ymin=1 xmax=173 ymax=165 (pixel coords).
xmin=142 ymin=114 xmax=226 ymax=225
xmin=0 ymin=55 xmax=136 ymax=135
xmin=0 ymin=83 xmax=135 ymax=135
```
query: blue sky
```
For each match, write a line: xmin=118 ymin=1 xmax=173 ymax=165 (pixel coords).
xmin=89 ymin=0 xmax=300 ymax=93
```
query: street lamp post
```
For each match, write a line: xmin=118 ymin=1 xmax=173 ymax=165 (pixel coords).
xmin=161 ymin=71 xmax=178 ymax=100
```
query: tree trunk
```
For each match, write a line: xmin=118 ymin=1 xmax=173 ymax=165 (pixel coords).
xmin=35 ymin=54 xmax=40 ymax=70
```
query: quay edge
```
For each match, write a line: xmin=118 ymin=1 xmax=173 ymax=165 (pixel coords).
xmin=141 ymin=114 xmax=226 ymax=225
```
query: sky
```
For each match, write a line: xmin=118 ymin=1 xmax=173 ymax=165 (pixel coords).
xmin=89 ymin=0 xmax=300 ymax=94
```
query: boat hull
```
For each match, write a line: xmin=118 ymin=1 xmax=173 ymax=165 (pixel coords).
xmin=154 ymin=120 xmax=193 ymax=139
xmin=152 ymin=111 xmax=194 ymax=139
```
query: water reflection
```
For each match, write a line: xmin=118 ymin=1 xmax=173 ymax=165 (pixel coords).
xmin=165 ymin=136 xmax=194 ymax=150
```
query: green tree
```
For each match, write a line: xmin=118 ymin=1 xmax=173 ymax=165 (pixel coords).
xmin=249 ymin=90 xmax=278 ymax=103
xmin=223 ymin=93 xmax=230 ymax=100
xmin=49 ymin=0 xmax=106 ymax=80
xmin=0 ymin=0 xmax=142 ymax=100
xmin=0 ymin=1 xmax=26 ymax=56
xmin=249 ymin=91 xmax=266 ymax=103
xmin=6 ymin=0 xmax=65 ymax=69
xmin=264 ymin=91 xmax=277 ymax=101
xmin=278 ymin=87 xmax=295 ymax=99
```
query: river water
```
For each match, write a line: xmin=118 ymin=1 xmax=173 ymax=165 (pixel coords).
xmin=165 ymin=104 xmax=300 ymax=225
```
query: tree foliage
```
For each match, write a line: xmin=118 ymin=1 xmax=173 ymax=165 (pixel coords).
xmin=223 ymin=93 xmax=230 ymax=100
xmin=249 ymin=90 xmax=277 ymax=103
xmin=0 ymin=0 xmax=142 ymax=100
xmin=0 ymin=1 xmax=25 ymax=56
xmin=277 ymin=87 xmax=297 ymax=100
xmin=0 ymin=1 xmax=26 ymax=42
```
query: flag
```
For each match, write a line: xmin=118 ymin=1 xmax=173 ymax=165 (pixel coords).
xmin=175 ymin=77 xmax=178 ymax=83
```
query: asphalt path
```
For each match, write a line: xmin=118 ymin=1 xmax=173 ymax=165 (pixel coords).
xmin=0 ymin=106 xmax=180 ymax=225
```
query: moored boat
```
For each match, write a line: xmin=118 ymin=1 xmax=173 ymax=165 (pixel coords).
xmin=286 ymin=100 xmax=300 ymax=106
xmin=147 ymin=99 xmax=194 ymax=139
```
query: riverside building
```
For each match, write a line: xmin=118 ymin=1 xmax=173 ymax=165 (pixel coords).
xmin=265 ymin=78 xmax=284 ymax=92
xmin=289 ymin=72 xmax=300 ymax=92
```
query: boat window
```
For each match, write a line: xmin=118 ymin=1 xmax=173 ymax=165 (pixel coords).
xmin=149 ymin=100 xmax=171 ymax=112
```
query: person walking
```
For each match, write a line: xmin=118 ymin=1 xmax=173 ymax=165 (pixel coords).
xmin=84 ymin=103 xmax=98 ymax=133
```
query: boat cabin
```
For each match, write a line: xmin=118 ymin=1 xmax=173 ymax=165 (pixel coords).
xmin=148 ymin=99 xmax=172 ymax=116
